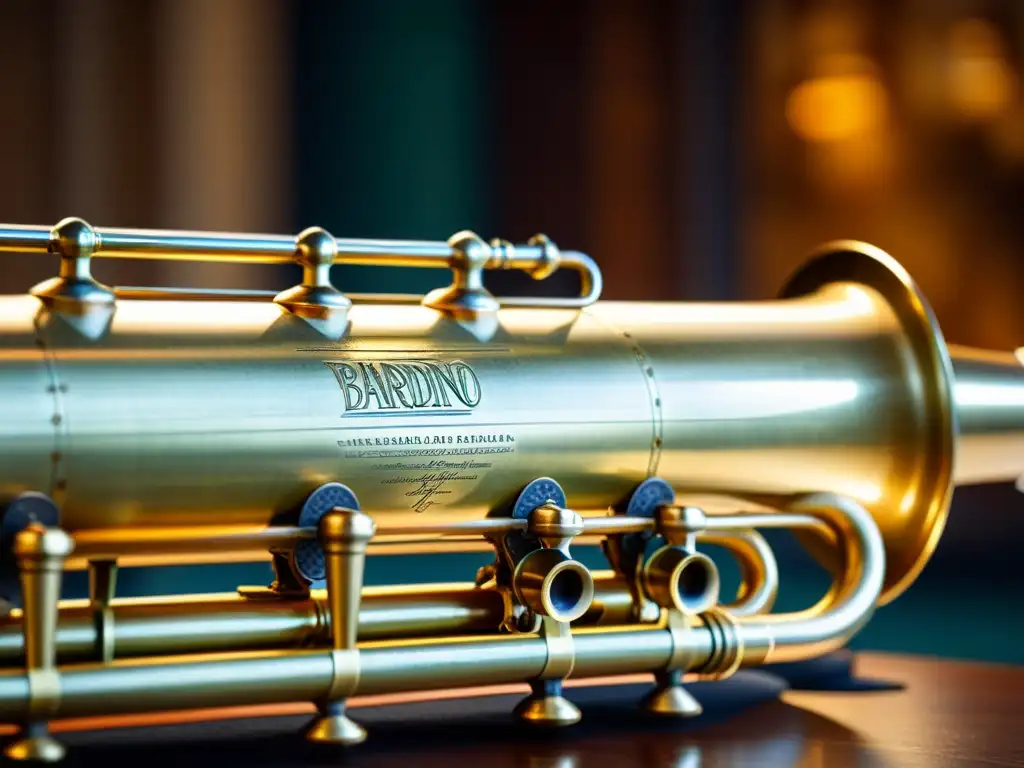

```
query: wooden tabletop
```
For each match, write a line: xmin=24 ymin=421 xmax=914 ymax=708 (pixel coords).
xmin=4 ymin=652 xmax=1022 ymax=767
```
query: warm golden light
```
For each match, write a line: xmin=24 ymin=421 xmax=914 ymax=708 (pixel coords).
xmin=947 ymin=18 xmax=1017 ymax=122
xmin=786 ymin=56 xmax=888 ymax=143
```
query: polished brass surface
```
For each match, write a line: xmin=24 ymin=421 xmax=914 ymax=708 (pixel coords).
xmin=0 ymin=493 xmax=879 ymax=715
xmin=510 ymin=504 xmax=594 ymax=624
xmin=0 ymin=232 xmax=1014 ymax=600
xmin=4 ymin=524 xmax=73 ymax=762
xmin=0 ymin=493 xmax=880 ymax=723
xmin=29 ymin=218 xmax=115 ymax=316
xmin=513 ymin=617 xmax=582 ymax=726
xmin=1 ymin=219 xmax=601 ymax=320
xmin=272 ymin=226 xmax=350 ymax=328
xmin=304 ymin=509 xmax=373 ymax=745
xmin=642 ymin=546 xmax=720 ymax=615
xmin=0 ymin=219 xmax=1022 ymax=758
xmin=0 ymin=564 xmax=776 ymax=664
xmin=639 ymin=611 xmax=703 ymax=718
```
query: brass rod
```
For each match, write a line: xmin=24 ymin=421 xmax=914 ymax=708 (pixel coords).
xmin=70 ymin=526 xmax=315 ymax=560
xmin=0 ymin=626 xmax=712 ymax=721
xmin=0 ymin=223 xmax=574 ymax=272
xmin=0 ymin=226 xmax=50 ymax=253
xmin=0 ymin=567 xmax=787 ymax=667
xmin=0 ymin=578 xmax=636 ymax=664
xmin=113 ymin=287 xmax=279 ymax=302
xmin=581 ymin=516 xmax=653 ymax=534
xmin=67 ymin=517 xmax=669 ymax=562
xmin=0 ymin=493 xmax=873 ymax=724
xmin=111 ymin=288 xmax=429 ymax=304
xmin=700 ymin=513 xmax=836 ymax=547
xmin=499 ymin=251 xmax=603 ymax=309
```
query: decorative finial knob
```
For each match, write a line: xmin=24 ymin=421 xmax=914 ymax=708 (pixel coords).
xmin=422 ymin=230 xmax=499 ymax=318
xmin=295 ymin=226 xmax=338 ymax=269
xmin=30 ymin=216 xmax=115 ymax=315
xmin=447 ymin=231 xmax=490 ymax=272
xmin=273 ymin=225 xmax=350 ymax=328
xmin=49 ymin=217 xmax=99 ymax=260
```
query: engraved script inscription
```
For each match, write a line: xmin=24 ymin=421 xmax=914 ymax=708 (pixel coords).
xmin=326 ymin=357 xmax=514 ymax=512
xmin=339 ymin=434 xmax=516 ymax=513
xmin=324 ymin=359 xmax=481 ymax=416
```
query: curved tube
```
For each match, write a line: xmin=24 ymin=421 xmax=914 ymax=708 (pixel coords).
xmin=0 ymin=532 xmax=775 ymax=665
xmin=701 ymin=530 xmax=778 ymax=617
xmin=730 ymin=493 xmax=886 ymax=665
xmin=0 ymin=494 xmax=882 ymax=724
xmin=500 ymin=251 xmax=603 ymax=309
xmin=0 ymin=517 xmax=837 ymax=669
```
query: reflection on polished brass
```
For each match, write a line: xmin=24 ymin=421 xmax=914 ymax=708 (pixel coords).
xmin=0 ymin=566 xmax=776 ymax=664
xmin=512 ymin=617 xmax=582 ymax=726
xmin=3 ymin=524 xmax=73 ymax=763
xmin=643 ymin=547 xmax=720 ymax=616
xmin=0 ymin=495 xmax=879 ymax=717
xmin=304 ymin=508 xmax=374 ymax=745
xmin=511 ymin=505 xmax=594 ymax=625
xmin=639 ymin=610 xmax=704 ymax=718
xmin=0 ymin=219 xmax=1023 ymax=759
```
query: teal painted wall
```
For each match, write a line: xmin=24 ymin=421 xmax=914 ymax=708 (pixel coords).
xmin=292 ymin=0 xmax=490 ymax=296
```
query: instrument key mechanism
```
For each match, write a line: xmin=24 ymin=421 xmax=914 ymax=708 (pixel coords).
xmin=303 ymin=505 xmax=375 ymax=746
xmin=607 ymin=479 xmax=724 ymax=718
xmin=485 ymin=478 xmax=595 ymax=726
xmin=0 ymin=493 xmax=74 ymax=763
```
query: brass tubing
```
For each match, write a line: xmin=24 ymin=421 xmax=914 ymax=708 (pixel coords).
xmin=0 ymin=584 xmax=510 ymax=663
xmin=735 ymin=493 xmax=886 ymax=665
xmin=0 ymin=493 xmax=878 ymax=724
xmin=0 ymin=225 xmax=50 ymax=252
xmin=0 ymin=222 xmax=583 ymax=275
xmin=0 ymin=576 xmax=635 ymax=663
xmin=0 ymin=626 xmax=713 ymax=722
xmin=67 ymin=517 xmax=657 ymax=565
xmin=0 ymin=558 xmax=774 ymax=665
xmin=703 ymin=531 xmax=778 ymax=617
xmin=68 ymin=525 xmax=315 ymax=563
xmin=950 ymin=344 xmax=1024 ymax=486
xmin=499 ymin=251 xmax=603 ymax=309
xmin=570 ymin=625 xmax=704 ymax=679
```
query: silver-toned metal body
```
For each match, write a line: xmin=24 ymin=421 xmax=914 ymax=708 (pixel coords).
xmin=0 ymin=217 xmax=1021 ymax=761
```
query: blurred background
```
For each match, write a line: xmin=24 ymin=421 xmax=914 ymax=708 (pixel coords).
xmin=0 ymin=0 xmax=1022 ymax=664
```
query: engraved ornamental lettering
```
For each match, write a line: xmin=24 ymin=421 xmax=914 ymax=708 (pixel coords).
xmin=325 ymin=359 xmax=482 ymax=416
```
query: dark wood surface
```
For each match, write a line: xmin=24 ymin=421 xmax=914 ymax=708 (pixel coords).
xmin=3 ymin=652 xmax=1022 ymax=767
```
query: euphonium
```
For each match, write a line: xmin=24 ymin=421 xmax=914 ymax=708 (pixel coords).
xmin=0 ymin=217 xmax=1021 ymax=761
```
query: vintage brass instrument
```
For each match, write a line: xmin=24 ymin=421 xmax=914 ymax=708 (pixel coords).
xmin=0 ymin=217 xmax=1021 ymax=761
